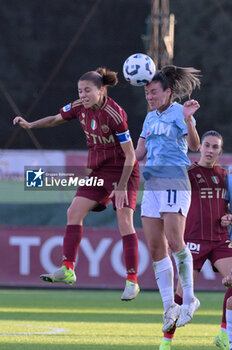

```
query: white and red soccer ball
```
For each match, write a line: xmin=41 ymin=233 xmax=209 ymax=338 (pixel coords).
xmin=123 ymin=53 xmax=156 ymax=86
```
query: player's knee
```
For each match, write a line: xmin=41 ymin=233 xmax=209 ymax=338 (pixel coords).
xmin=117 ymin=211 xmax=134 ymax=234
xmin=67 ymin=204 xmax=74 ymax=220
xmin=67 ymin=204 xmax=85 ymax=224
xmin=226 ymin=295 xmax=232 ymax=309
xmin=118 ymin=221 xmax=135 ymax=235
xmin=168 ymin=238 xmax=186 ymax=253
xmin=147 ymin=236 xmax=168 ymax=260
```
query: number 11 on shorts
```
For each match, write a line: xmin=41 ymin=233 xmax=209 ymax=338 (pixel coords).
xmin=166 ymin=189 xmax=177 ymax=206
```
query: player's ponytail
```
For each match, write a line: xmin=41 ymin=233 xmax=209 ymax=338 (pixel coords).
xmin=96 ymin=67 xmax=118 ymax=87
xmin=152 ymin=65 xmax=201 ymax=100
xmin=78 ymin=68 xmax=118 ymax=91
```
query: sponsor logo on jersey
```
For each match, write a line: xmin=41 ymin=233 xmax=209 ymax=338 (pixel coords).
xmin=200 ymin=187 xmax=225 ymax=199
xmin=62 ymin=103 xmax=71 ymax=112
xmin=101 ymin=124 xmax=109 ymax=133
xmin=211 ymin=176 xmax=219 ymax=184
xmin=91 ymin=120 xmax=97 ymax=130
xmin=84 ymin=130 xmax=115 ymax=144
xmin=152 ymin=122 xmax=171 ymax=137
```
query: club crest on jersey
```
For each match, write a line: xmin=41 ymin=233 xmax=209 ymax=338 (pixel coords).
xmin=91 ymin=120 xmax=97 ymax=130
xmin=196 ymin=174 xmax=202 ymax=178
xmin=101 ymin=124 xmax=109 ymax=133
xmin=211 ymin=176 xmax=219 ymax=184
xmin=62 ymin=103 xmax=71 ymax=112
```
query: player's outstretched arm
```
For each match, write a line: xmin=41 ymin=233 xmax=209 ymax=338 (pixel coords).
xmin=109 ymin=140 xmax=136 ymax=210
xmin=13 ymin=113 xmax=66 ymax=129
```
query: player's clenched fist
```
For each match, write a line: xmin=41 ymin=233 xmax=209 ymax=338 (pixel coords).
xmin=183 ymin=99 xmax=200 ymax=122
xmin=221 ymin=214 xmax=232 ymax=227
xmin=13 ymin=116 xmax=31 ymax=129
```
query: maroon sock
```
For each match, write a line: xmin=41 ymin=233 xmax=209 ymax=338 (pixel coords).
xmin=62 ymin=225 xmax=83 ymax=263
xmin=222 ymin=288 xmax=232 ymax=328
xmin=122 ymin=233 xmax=138 ymax=283
xmin=163 ymin=294 xmax=183 ymax=338
xmin=62 ymin=261 xmax=74 ymax=270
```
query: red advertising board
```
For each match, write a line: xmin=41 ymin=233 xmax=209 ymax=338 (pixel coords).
xmin=0 ymin=226 xmax=227 ymax=291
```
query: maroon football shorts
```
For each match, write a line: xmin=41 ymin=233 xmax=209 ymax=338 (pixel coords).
xmin=185 ymin=238 xmax=232 ymax=271
xmin=75 ymin=164 xmax=140 ymax=212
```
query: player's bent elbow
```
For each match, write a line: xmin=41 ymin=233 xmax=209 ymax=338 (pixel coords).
xmin=189 ymin=143 xmax=200 ymax=152
xmin=136 ymin=153 xmax=144 ymax=161
xmin=191 ymin=146 xmax=200 ymax=152
xmin=135 ymin=149 xmax=146 ymax=161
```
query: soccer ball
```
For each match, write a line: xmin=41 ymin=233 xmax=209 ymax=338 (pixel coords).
xmin=123 ymin=53 xmax=156 ymax=86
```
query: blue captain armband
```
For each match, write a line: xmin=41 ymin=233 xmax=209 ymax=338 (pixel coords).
xmin=116 ymin=130 xmax=132 ymax=143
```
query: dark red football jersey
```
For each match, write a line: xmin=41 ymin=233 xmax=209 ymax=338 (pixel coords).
xmin=185 ymin=162 xmax=228 ymax=241
xmin=60 ymin=96 xmax=131 ymax=169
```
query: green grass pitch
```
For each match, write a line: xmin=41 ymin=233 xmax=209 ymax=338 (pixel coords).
xmin=0 ymin=289 xmax=225 ymax=349
xmin=0 ymin=179 xmax=144 ymax=204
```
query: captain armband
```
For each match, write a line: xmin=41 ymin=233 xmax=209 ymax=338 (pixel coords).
xmin=115 ymin=130 xmax=132 ymax=144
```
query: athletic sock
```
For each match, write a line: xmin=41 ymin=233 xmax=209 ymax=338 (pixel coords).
xmin=127 ymin=273 xmax=137 ymax=283
xmin=222 ymin=289 xmax=232 ymax=329
xmin=163 ymin=335 xmax=173 ymax=342
xmin=62 ymin=224 xmax=83 ymax=263
xmin=226 ymin=309 xmax=232 ymax=345
xmin=172 ymin=247 xmax=194 ymax=305
xmin=122 ymin=233 xmax=138 ymax=284
xmin=153 ymin=256 xmax=174 ymax=312
xmin=62 ymin=261 xmax=74 ymax=270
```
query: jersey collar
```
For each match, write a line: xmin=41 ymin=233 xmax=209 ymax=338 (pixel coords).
xmin=155 ymin=102 xmax=175 ymax=117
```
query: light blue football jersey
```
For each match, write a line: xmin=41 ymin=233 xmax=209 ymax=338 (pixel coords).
xmin=140 ymin=102 xmax=196 ymax=179
xmin=226 ymin=174 xmax=232 ymax=202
